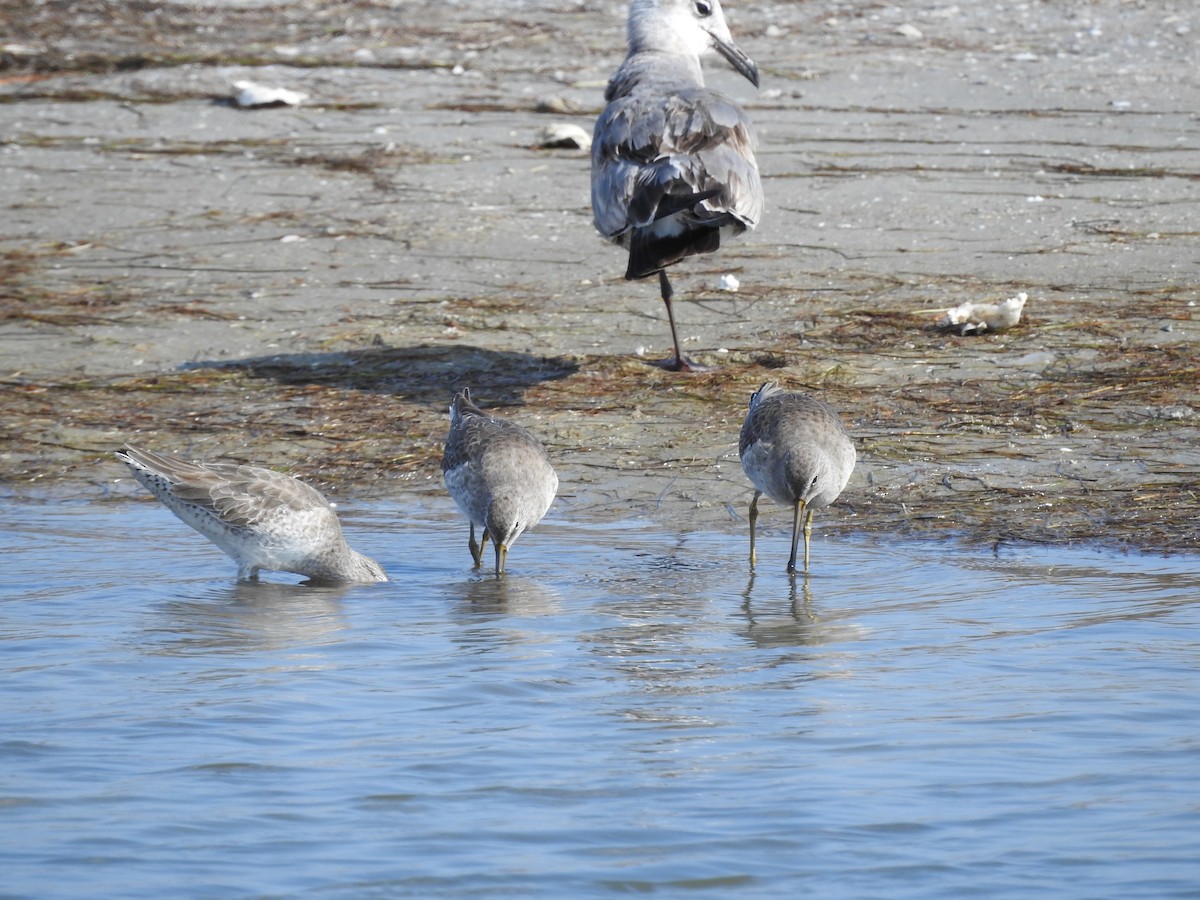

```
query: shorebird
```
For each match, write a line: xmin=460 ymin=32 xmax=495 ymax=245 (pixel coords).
xmin=738 ymin=382 xmax=855 ymax=574
xmin=591 ymin=0 xmax=763 ymax=372
xmin=441 ymin=389 xmax=558 ymax=575
xmin=115 ymin=445 xmax=387 ymax=584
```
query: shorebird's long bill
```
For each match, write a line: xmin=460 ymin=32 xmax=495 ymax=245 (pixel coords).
xmin=712 ymin=35 xmax=759 ymax=88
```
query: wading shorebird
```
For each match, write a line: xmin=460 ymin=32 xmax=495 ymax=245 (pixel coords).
xmin=116 ymin=445 xmax=387 ymax=584
xmin=441 ymin=389 xmax=558 ymax=575
xmin=591 ymin=0 xmax=763 ymax=372
xmin=738 ymin=383 xmax=855 ymax=574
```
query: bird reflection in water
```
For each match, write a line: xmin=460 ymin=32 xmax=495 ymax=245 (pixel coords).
xmin=140 ymin=580 xmax=352 ymax=657
xmin=739 ymin=570 xmax=865 ymax=651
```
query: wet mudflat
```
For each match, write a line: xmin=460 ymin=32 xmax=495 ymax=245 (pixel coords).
xmin=0 ymin=0 xmax=1197 ymax=549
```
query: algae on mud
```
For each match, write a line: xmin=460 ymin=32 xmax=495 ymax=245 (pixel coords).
xmin=1 ymin=0 xmax=1197 ymax=552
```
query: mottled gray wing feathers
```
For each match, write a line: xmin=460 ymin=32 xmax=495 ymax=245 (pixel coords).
xmin=740 ymin=394 xmax=853 ymax=459
xmin=119 ymin=446 xmax=333 ymax=530
xmin=592 ymin=87 xmax=761 ymax=240
xmin=442 ymin=411 xmax=549 ymax=476
xmin=197 ymin=469 xmax=332 ymax=530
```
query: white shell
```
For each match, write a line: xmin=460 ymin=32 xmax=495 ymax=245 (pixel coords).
xmin=534 ymin=123 xmax=592 ymax=150
xmin=938 ymin=292 xmax=1028 ymax=334
xmin=232 ymin=80 xmax=309 ymax=109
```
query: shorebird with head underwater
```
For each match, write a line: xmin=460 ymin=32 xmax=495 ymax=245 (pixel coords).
xmin=115 ymin=445 xmax=387 ymax=584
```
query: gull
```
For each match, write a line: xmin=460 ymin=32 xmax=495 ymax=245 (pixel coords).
xmin=116 ymin=445 xmax=387 ymax=584
xmin=441 ymin=389 xmax=559 ymax=575
xmin=592 ymin=0 xmax=763 ymax=371
xmin=738 ymin=383 xmax=855 ymax=574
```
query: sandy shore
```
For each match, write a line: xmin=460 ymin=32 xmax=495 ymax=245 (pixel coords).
xmin=1 ymin=0 xmax=1197 ymax=551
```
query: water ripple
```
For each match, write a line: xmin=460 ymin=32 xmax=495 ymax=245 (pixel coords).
xmin=1 ymin=501 xmax=1198 ymax=897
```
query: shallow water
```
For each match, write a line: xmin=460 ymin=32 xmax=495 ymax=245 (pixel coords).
xmin=2 ymin=499 xmax=1198 ymax=898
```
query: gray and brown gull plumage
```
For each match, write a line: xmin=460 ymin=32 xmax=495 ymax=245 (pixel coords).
xmin=115 ymin=444 xmax=387 ymax=584
xmin=592 ymin=0 xmax=763 ymax=371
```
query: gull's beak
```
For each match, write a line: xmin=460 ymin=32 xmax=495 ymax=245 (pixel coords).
xmin=711 ymin=34 xmax=759 ymax=88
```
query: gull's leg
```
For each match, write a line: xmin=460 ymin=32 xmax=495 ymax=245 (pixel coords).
xmin=655 ymin=270 xmax=705 ymax=373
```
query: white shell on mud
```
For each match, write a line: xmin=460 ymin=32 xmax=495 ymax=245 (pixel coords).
xmin=937 ymin=292 xmax=1028 ymax=334
xmin=232 ymin=80 xmax=309 ymax=109
xmin=534 ymin=123 xmax=592 ymax=150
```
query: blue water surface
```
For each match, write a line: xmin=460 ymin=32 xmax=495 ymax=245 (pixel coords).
xmin=1 ymin=499 xmax=1198 ymax=898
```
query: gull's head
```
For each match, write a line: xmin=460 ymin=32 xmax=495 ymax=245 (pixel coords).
xmin=628 ymin=0 xmax=760 ymax=87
